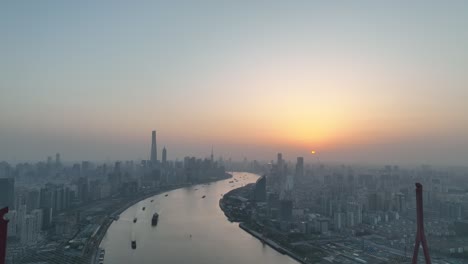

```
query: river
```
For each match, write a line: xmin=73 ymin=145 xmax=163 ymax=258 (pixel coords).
xmin=100 ymin=172 xmax=299 ymax=264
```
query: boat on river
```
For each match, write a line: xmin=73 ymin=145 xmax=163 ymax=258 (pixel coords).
xmin=152 ymin=212 xmax=159 ymax=226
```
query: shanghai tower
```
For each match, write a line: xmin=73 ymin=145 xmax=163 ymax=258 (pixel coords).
xmin=151 ymin=130 xmax=157 ymax=164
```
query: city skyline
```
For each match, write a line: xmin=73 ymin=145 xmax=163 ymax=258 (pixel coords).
xmin=2 ymin=2 xmax=468 ymax=263
xmin=2 ymin=1 xmax=468 ymax=164
xmin=2 ymin=147 xmax=468 ymax=263
xmin=3 ymin=127 xmax=465 ymax=166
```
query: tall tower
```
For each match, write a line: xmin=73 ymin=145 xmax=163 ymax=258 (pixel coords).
xmin=412 ymin=183 xmax=432 ymax=264
xmin=162 ymin=146 xmax=167 ymax=164
xmin=277 ymin=153 xmax=284 ymax=177
xmin=150 ymin=130 xmax=157 ymax=164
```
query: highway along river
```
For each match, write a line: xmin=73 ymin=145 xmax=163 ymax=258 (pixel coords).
xmin=100 ymin=172 xmax=299 ymax=264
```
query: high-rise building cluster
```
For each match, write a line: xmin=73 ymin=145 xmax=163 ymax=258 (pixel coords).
xmin=222 ymin=154 xmax=468 ymax=263
xmin=0 ymin=130 xmax=228 ymax=263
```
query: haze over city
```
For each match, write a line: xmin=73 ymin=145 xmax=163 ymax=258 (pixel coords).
xmin=3 ymin=2 xmax=468 ymax=264
xmin=1 ymin=1 xmax=468 ymax=165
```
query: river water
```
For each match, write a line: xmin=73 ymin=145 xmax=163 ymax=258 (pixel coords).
xmin=100 ymin=172 xmax=299 ymax=264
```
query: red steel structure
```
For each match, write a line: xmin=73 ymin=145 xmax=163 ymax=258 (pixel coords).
xmin=0 ymin=207 xmax=8 ymax=264
xmin=412 ymin=183 xmax=432 ymax=264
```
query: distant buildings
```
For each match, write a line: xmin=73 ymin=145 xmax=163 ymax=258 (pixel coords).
xmin=39 ymin=183 xmax=74 ymax=229
xmin=20 ymin=209 xmax=42 ymax=245
xmin=183 ymin=156 xmax=226 ymax=183
xmin=279 ymin=199 xmax=293 ymax=221
xmin=1 ymin=129 xmax=232 ymax=263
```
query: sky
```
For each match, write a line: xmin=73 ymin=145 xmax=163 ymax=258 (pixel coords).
xmin=1 ymin=1 xmax=468 ymax=165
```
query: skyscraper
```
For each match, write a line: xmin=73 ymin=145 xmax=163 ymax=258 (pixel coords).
xmin=295 ymin=157 xmax=304 ymax=178
xmin=253 ymin=175 xmax=266 ymax=202
xmin=277 ymin=153 xmax=282 ymax=165
xmin=55 ymin=153 xmax=61 ymax=167
xmin=0 ymin=178 xmax=14 ymax=210
xmin=151 ymin=130 xmax=157 ymax=164
xmin=277 ymin=153 xmax=283 ymax=176
xmin=162 ymin=146 xmax=167 ymax=164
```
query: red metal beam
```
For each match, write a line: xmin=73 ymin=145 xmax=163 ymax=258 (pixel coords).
xmin=412 ymin=183 xmax=432 ymax=264
xmin=0 ymin=207 xmax=8 ymax=264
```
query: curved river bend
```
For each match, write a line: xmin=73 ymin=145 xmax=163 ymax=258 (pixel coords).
xmin=100 ymin=172 xmax=299 ymax=264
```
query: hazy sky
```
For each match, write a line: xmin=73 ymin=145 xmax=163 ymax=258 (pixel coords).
xmin=1 ymin=1 xmax=467 ymax=165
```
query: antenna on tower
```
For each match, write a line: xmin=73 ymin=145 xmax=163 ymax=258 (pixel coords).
xmin=412 ymin=183 xmax=432 ymax=264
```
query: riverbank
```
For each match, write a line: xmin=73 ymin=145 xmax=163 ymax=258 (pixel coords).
xmin=239 ymin=223 xmax=306 ymax=264
xmin=100 ymin=172 xmax=299 ymax=264
xmin=90 ymin=185 xmax=186 ymax=263
xmin=219 ymin=185 xmax=306 ymax=264
xmin=90 ymin=172 xmax=232 ymax=264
